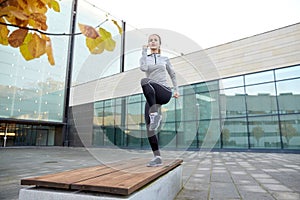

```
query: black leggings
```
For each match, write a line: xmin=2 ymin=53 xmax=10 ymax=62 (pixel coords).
xmin=141 ymin=78 xmax=172 ymax=155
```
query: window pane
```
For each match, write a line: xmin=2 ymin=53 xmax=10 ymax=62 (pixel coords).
xmin=177 ymin=121 xmax=197 ymax=149
xmin=245 ymin=70 xmax=274 ymax=85
xmin=127 ymin=130 xmax=141 ymax=147
xmin=198 ymin=119 xmax=221 ymax=149
xmin=249 ymin=115 xmax=280 ymax=149
xmin=193 ymin=80 xmax=219 ymax=93
xmin=220 ymin=87 xmax=246 ymax=118
xmin=277 ymin=79 xmax=300 ymax=114
xmin=246 ymin=83 xmax=277 ymax=116
xmin=159 ymin=122 xmax=176 ymax=148
xmin=275 ymin=65 xmax=300 ymax=81
xmin=93 ymin=127 xmax=104 ymax=146
xmin=127 ymin=102 xmax=142 ymax=127
xmin=221 ymin=76 xmax=244 ymax=89
xmin=94 ymin=105 xmax=104 ymax=126
xmin=280 ymin=114 xmax=300 ymax=149
xmin=222 ymin=118 xmax=248 ymax=148
xmin=197 ymin=91 xmax=220 ymax=120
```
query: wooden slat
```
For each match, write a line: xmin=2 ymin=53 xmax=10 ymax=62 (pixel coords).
xmin=21 ymin=158 xmax=183 ymax=196
xmin=71 ymin=159 xmax=183 ymax=195
xmin=21 ymin=157 xmax=148 ymax=189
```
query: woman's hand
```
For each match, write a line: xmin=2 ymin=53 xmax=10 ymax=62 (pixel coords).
xmin=173 ymin=92 xmax=180 ymax=98
xmin=143 ymin=45 xmax=148 ymax=49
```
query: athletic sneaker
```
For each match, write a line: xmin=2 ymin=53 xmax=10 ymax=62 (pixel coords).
xmin=147 ymin=156 xmax=163 ymax=167
xmin=149 ymin=112 xmax=162 ymax=130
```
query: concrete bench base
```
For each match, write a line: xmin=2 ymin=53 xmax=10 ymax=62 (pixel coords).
xmin=19 ymin=165 xmax=182 ymax=200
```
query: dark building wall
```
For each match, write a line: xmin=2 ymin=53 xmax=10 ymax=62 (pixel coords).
xmin=68 ymin=103 xmax=94 ymax=147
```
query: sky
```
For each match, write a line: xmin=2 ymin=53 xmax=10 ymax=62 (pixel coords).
xmin=87 ymin=0 xmax=300 ymax=49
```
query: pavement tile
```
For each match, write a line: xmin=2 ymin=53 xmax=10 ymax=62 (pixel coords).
xmin=210 ymin=182 xmax=240 ymax=200
xmin=272 ymin=192 xmax=300 ymax=200
xmin=1 ymin=148 xmax=300 ymax=200
xmin=263 ymin=184 xmax=293 ymax=192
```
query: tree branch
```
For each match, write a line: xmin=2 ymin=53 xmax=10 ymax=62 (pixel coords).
xmin=0 ymin=19 xmax=108 ymax=36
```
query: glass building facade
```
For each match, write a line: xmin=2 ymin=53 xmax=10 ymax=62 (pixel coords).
xmin=93 ymin=65 xmax=300 ymax=150
xmin=0 ymin=0 xmax=123 ymax=146
xmin=0 ymin=0 xmax=299 ymax=151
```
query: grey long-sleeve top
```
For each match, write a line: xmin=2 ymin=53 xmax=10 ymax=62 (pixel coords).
xmin=139 ymin=48 xmax=178 ymax=92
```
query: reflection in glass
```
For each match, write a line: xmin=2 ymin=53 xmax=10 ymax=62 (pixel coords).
xmin=220 ymin=87 xmax=246 ymax=118
xmin=245 ymin=70 xmax=274 ymax=85
xmin=277 ymin=79 xmax=300 ymax=114
xmin=222 ymin=118 xmax=248 ymax=148
xmin=197 ymin=91 xmax=219 ymax=120
xmin=275 ymin=65 xmax=300 ymax=81
xmin=249 ymin=115 xmax=280 ymax=148
xmin=280 ymin=114 xmax=300 ymax=149
xmin=198 ymin=120 xmax=220 ymax=149
xmin=221 ymin=76 xmax=244 ymax=89
xmin=246 ymin=83 xmax=277 ymax=116
xmin=127 ymin=102 xmax=142 ymax=128
xmin=159 ymin=122 xmax=176 ymax=148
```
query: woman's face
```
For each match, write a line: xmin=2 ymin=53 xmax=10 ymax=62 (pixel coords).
xmin=148 ymin=35 xmax=160 ymax=50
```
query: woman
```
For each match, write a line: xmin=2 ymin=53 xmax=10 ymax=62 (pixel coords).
xmin=140 ymin=34 xmax=180 ymax=167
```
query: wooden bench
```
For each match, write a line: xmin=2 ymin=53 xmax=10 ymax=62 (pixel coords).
xmin=20 ymin=158 xmax=183 ymax=200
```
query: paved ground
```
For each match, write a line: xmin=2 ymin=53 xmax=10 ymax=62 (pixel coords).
xmin=0 ymin=147 xmax=299 ymax=200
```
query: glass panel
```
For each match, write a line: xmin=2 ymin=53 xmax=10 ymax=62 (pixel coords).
xmin=275 ymin=65 xmax=300 ymax=81
xmin=103 ymin=106 xmax=114 ymax=126
xmin=104 ymin=126 xmax=115 ymax=146
xmin=276 ymin=79 xmax=300 ymax=114
xmin=0 ymin=0 xmax=71 ymax=122
xmin=73 ymin=1 xmax=122 ymax=84
xmin=220 ymin=87 xmax=246 ymax=118
xmin=159 ymin=122 xmax=176 ymax=148
xmin=221 ymin=76 xmax=244 ymax=89
xmin=245 ymin=83 xmax=277 ymax=116
xmin=197 ymin=91 xmax=219 ymax=120
xmin=141 ymin=130 xmax=150 ymax=148
xmin=177 ymin=121 xmax=197 ymax=149
xmin=198 ymin=120 xmax=221 ymax=149
xmin=127 ymin=94 xmax=142 ymax=104
xmin=94 ymin=102 xmax=104 ymax=126
xmin=127 ymin=102 xmax=142 ymax=128
xmin=93 ymin=126 xmax=104 ymax=146
xmin=249 ymin=115 xmax=280 ymax=149
xmin=36 ymin=129 xmax=48 ymax=146
xmin=115 ymin=105 xmax=124 ymax=127
xmin=280 ymin=114 xmax=300 ymax=149
xmin=127 ymin=130 xmax=141 ymax=147
xmin=95 ymin=101 xmax=104 ymax=109
xmin=194 ymin=80 xmax=219 ymax=93
xmin=222 ymin=118 xmax=248 ymax=148
xmin=47 ymin=129 xmax=55 ymax=146
xmin=163 ymin=98 xmax=176 ymax=122
xmin=245 ymin=70 xmax=274 ymax=85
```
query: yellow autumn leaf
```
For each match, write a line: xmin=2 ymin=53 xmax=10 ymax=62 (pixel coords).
xmin=28 ymin=33 xmax=46 ymax=58
xmin=78 ymin=23 xmax=99 ymax=39
xmin=0 ymin=18 xmax=10 ymax=45
xmin=27 ymin=0 xmax=48 ymax=14
xmin=17 ymin=0 xmax=27 ymax=10
xmin=20 ymin=33 xmax=35 ymax=60
xmin=99 ymin=27 xmax=116 ymax=51
xmin=49 ymin=0 xmax=60 ymax=12
xmin=9 ymin=10 xmax=29 ymax=20
xmin=86 ymin=37 xmax=105 ymax=54
xmin=20 ymin=33 xmax=46 ymax=61
xmin=44 ymin=35 xmax=55 ymax=65
xmin=8 ymin=28 xmax=28 ymax=47
xmin=112 ymin=19 xmax=123 ymax=35
xmin=29 ymin=13 xmax=48 ymax=30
